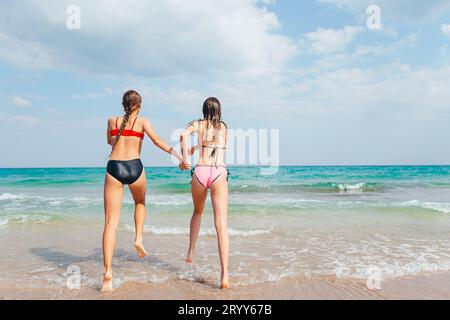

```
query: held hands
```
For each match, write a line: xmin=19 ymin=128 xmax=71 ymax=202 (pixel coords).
xmin=179 ymin=160 xmax=192 ymax=171
xmin=178 ymin=145 xmax=195 ymax=171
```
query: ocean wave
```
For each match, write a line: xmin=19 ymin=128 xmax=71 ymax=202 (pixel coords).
xmin=233 ymin=182 xmax=385 ymax=194
xmin=399 ymin=200 xmax=450 ymax=214
xmin=125 ymin=224 xmax=273 ymax=237
xmin=147 ymin=195 xmax=192 ymax=206
xmin=303 ymin=182 xmax=383 ymax=193
xmin=7 ymin=177 xmax=99 ymax=186
xmin=229 ymin=196 xmax=325 ymax=208
xmin=0 ymin=192 xmax=194 ymax=208
xmin=0 ymin=214 xmax=52 ymax=225
xmin=319 ymin=200 xmax=450 ymax=214
xmin=0 ymin=192 xmax=322 ymax=209
xmin=0 ymin=193 xmax=96 ymax=203
xmin=329 ymin=251 xmax=450 ymax=280
xmin=0 ymin=193 xmax=31 ymax=200
xmin=3 ymin=192 xmax=450 ymax=216
xmin=0 ymin=192 xmax=102 ymax=212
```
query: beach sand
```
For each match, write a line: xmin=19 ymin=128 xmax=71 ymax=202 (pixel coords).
xmin=1 ymin=221 xmax=450 ymax=300
xmin=2 ymin=271 xmax=450 ymax=300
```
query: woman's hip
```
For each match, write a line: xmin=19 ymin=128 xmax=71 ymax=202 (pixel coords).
xmin=106 ymin=159 xmax=143 ymax=185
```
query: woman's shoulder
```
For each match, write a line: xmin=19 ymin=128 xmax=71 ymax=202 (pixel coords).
xmin=107 ymin=116 xmax=118 ymax=126
xmin=187 ymin=119 xmax=203 ymax=130
xmin=219 ymin=121 xmax=228 ymax=129
xmin=188 ymin=118 xmax=202 ymax=125
xmin=188 ymin=119 xmax=227 ymax=130
xmin=138 ymin=116 xmax=150 ymax=125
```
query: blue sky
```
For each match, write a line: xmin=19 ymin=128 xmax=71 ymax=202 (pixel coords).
xmin=1 ymin=0 xmax=450 ymax=167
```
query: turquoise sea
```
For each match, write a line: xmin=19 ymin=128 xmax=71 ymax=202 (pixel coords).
xmin=1 ymin=165 xmax=450 ymax=289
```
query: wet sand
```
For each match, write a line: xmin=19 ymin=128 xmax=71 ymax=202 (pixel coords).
xmin=2 ymin=222 xmax=450 ymax=300
xmin=2 ymin=271 xmax=450 ymax=300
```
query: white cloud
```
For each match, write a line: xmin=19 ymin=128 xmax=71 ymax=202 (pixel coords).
xmin=0 ymin=32 xmax=61 ymax=70
xmin=12 ymin=115 xmax=40 ymax=124
xmin=71 ymin=88 xmax=113 ymax=99
xmin=139 ymin=86 xmax=205 ymax=115
xmin=251 ymin=62 xmax=450 ymax=164
xmin=354 ymin=32 xmax=420 ymax=57
xmin=391 ymin=32 xmax=420 ymax=49
xmin=441 ymin=24 xmax=450 ymax=37
xmin=0 ymin=0 xmax=449 ymax=166
xmin=303 ymin=26 xmax=362 ymax=54
xmin=0 ymin=0 xmax=296 ymax=77
xmin=258 ymin=0 xmax=277 ymax=5
xmin=0 ymin=112 xmax=39 ymax=124
xmin=11 ymin=96 xmax=32 ymax=108
xmin=319 ymin=0 xmax=450 ymax=24
xmin=291 ymin=64 xmax=450 ymax=116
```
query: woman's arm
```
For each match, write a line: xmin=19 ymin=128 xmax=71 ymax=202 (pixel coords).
xmin=180 ymin=124 xmax=196 ymax=164
xmin=106 ymin=117 xmax=113 ymax=145
xmin=141 ymin=118 xmax=183 ymax=162
xmin=189 ymin=145 xmax=199 ymax=156
xmin=224 ymin=124 xmax=228 ymax=147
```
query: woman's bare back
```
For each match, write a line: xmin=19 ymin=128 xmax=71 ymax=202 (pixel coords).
xmin=191 ymin=120 xmax=227 ymax=166
xmin=108 ymin=116 xmax=144 ymax=160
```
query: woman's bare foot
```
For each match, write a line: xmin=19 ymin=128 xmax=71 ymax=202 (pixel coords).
xmin=134 ymin=242 xmax=149 ymax=259
xmin=220 ymin=274 xmax=229 ymax=289
xmin=185 ymin=251 xmax=194 ymax=263
xmin=101 ymin=272 xmax=113 ymax=292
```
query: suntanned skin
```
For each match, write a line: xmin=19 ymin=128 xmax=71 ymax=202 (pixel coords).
xmin=101 ymin=108 xmax=187 ymax=292
xmin=180 ymin=121 xmax=229 ymax=289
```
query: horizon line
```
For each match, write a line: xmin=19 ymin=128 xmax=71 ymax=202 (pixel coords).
xmin=1 ymin=164 xmax=450 ymax=170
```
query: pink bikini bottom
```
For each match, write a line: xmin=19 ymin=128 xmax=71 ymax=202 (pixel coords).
xmin=192 ymin=166 xmax=228 ymax=189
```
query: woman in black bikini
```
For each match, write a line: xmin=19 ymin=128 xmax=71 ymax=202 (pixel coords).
xmin=102 ymin=90 xmax=187 ymax=292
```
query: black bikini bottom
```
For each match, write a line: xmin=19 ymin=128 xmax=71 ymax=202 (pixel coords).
xmin=106 ymin=159 xmax=144 ymax=185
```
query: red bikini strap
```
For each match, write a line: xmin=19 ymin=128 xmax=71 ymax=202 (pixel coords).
xmin=115 ymin=117 xmax=119 ymax=129
xmin=131 ymin=116 xmax=138 ymax=130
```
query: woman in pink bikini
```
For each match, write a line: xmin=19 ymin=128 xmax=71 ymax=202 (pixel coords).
xmin=180 ymin=97 xmax=230 ymax=289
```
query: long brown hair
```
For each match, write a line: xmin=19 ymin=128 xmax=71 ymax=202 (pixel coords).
xmin=201 ymin=97 xmax=227 ymax=158
xmin=202 ymin=97 xmax=223 ymax=129
xmin=109 ymin=90 xmax=142 ymax=157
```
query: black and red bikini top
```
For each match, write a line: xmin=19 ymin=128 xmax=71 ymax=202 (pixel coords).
xmin=110 ymin=116 xmax=144 ymax=140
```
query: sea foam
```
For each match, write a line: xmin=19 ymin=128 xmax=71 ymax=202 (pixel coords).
xmin=400 ymin=200 xmax=450 ymax=214
xmin=0 ymin=214 xmax=52 ymax=225
xmin=125 ymin=224 xmax=273 ymax=237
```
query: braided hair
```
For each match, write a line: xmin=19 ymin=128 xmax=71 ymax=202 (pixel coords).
xmin=109 ymin=90 xmax=142 ymax=157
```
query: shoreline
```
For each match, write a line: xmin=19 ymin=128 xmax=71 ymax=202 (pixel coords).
xmin=2 ymin=271 xmax=450 ymax=300
xmin=2 ymin=165 xmax=450 ymax=300
xmin=2 ymin=164 xmax=450 ymax=170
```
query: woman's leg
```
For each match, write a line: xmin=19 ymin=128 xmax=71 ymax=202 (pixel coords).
xmin=128 ymin=170 xmax=148 ymax=259
xmin=210 ymin=173 xmax=229 ymax=289
xmin=186 ymin=172 xmax=208 ymax=263
xmin=102 ymin=173 xmax=124 ymax=292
